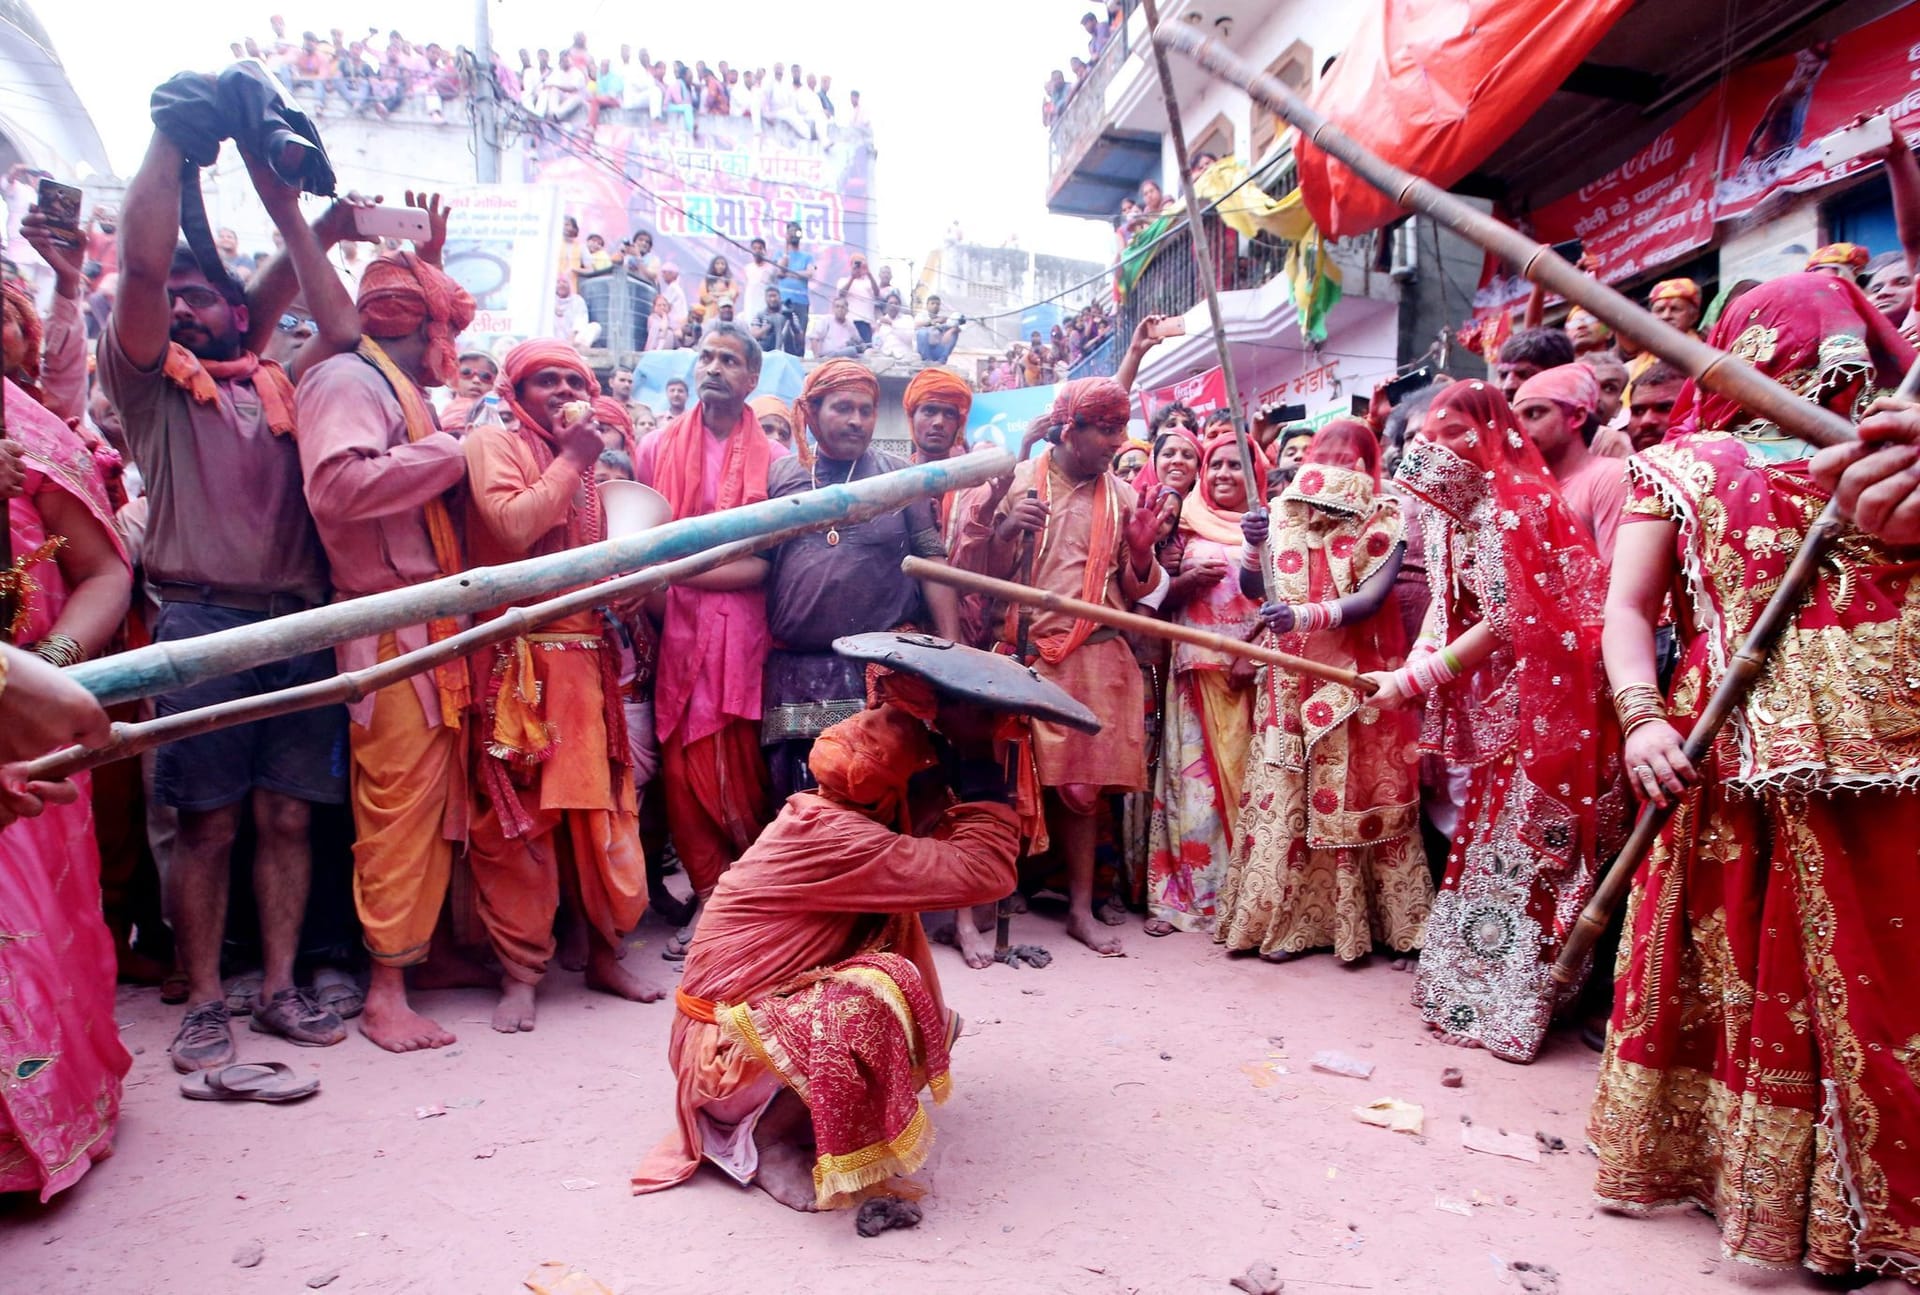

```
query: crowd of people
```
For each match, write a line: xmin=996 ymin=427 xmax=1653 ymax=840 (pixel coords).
xmin=233 ymin=18 xmax=871 ymax=149
xmin=7 ymin=67 xmax=1920 ymax=1286
xmin=978 ymin=304 xmax=1117 ymax=390
xmin=1041 ymin=2 xmax=1130 ymax=126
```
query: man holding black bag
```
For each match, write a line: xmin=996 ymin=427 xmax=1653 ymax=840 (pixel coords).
xmin=100 ymin=69 xmax=369 ymax=1075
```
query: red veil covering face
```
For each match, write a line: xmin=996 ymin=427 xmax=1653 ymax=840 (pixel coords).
xmin=1396 ymin=381 xmax=1629 ymax=1061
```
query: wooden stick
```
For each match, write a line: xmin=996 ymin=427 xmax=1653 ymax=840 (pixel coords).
xmin=1551 ymin=354 xmax=1920 ymax=985
xmin=26 ymin=538 xmax=760 ymax=782
xmin=0 ymin=381 xmax=14 ymax=642
xmin=68 ymin=450 xmax=1013 ymax=708
xmin=1152 ymin=22 xmax=1861 ymax=452
xmin=903 ymin=557 xmax=1373 ymax=692
xmin=1137 ymin=0 xmax=1269 ymax=599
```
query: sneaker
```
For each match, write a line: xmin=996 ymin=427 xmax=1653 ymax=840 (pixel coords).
xmin=249 ymin=987 xmax=347 ymax=1047
xmin=170 ymin=1000 xmax=236 ymax=1074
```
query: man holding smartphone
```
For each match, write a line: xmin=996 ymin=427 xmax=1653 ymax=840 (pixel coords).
xmin=101 ymin=121 xmax=371 ymax=1076
xmin=775 ymin=222 xmax=817 ymax=337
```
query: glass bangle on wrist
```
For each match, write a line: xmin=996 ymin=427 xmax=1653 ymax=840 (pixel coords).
xmin=29 ymin=633 xmax=85 ymax=668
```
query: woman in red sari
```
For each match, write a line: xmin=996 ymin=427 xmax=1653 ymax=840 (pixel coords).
xmin=1374 ymin=381 xmax=1629 ymax=1063
xmin=1590 ymin=273 xmax=1920 ymax=1278
xmin=1216 ymin=420 xmax=1428 ymax=963
xmin=0 ymin=378 xmax=135 ymax=1200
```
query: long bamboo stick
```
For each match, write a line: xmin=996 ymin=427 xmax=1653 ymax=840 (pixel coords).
xmin=1137 ymin=0 xmax=1269 ymax=599
xmin=24 ymin=538 xmax=759 ymax=783
xmin=1152 ymin=22 xmax=1860 ymax=452
xmin=903 ymin=557 xmax=1372 ymax=691
xmin=68 ymin=451 xmax=1012 ymax=708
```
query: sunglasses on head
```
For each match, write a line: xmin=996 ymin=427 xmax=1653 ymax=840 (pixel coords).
xmin=459 ymin=365 xmax=496 ymax=381
xmin=277 ymin=313 xmax=314 ymax=333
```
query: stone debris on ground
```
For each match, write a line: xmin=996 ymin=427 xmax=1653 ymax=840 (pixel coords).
xmin=1308 ymin=1050 xmax=1374 ymax=1079
xmin=1440 ymin=1066 xmax=1464 ymax=1088
xmin=304 ymin=1268 xmax=341 ymax=1289
xmin=523 ymin=1261 xmax=615 ymax=1294
xmin=231 ymin=1239 xmax=265 ymax=1268
xmin=1228 ymin=1259 xmax=1285 ymax=1294
xmin=854 ymin=1197 xmax=923 ymax=1237
xmin=1510 ymin=1259 xmax=1561 ymax=1292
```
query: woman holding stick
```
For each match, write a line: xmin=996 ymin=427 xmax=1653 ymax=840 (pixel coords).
xmin=1588 ymin=273 xmax=1920 ymax=1275
xmin=1143 ymin=432 xmax=1265 ymax=935
xmin=1214 ymin=420 xmax=1428 ymax=964
xmin=1368 ymin=381 xmax=1628 ymax=1063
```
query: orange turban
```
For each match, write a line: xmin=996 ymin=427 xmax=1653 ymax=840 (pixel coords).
xmin=1050 ymin=376 xmax=1131 ymax=431
xmin=903 ymin=367 xmax=974 ymax=426
xmin=749 ymin=394 xmax=793 ymax=429
xmin=592 ymin=395 xmax=636 ymax=459
xmin=809 ymin=705 xmax=938 ymax=828
xmin=356 ymin=251 xmax=477 ymax=388
xmin=3 ymin=279 xmax=43 ymax=389
xmin=495 ymin=339 xmax=599 ymax=441
xmin=794 ymin=358 xmax=878 ymax=463
xmin=1806 ymin=243 xmax=1870 ymax=274
xmin=864 ymin=666 xmax=940 ymax=723
xmin=1648 ymin=278 xmax=1701 ymax=307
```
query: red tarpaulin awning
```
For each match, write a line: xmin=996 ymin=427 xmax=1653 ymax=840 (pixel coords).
xmin=1297 ymin=0 xmax=1637 ymax=239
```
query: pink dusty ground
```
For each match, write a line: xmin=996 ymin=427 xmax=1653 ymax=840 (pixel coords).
xmin=0 ymin=910 xmax=1851 ymax=1293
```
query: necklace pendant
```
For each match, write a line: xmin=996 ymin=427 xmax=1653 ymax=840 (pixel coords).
xmin=827 ymin=528 xmax=841 ymax=547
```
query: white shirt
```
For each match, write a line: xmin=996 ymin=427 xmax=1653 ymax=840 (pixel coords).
xmin=875 ymin=312 xmax=916 ymax=360
xmin=808 ymin=313 xmax=859 ymax=355
xmin=658 ymin=278 xmax=690 ymax=329
xmin=837 ymin=273 xmax=878 ymax=325
xmin=742 ymin=259 xmax=777 ymax=307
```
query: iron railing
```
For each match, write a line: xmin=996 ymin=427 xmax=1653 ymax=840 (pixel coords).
xmin=1068 ymin=331 xmax=1118 ymax=379
xmin=1046 ymin=0 xmax=1140 ymax=183
xmin=1117 ymin=214 xmax=1291 ymax=348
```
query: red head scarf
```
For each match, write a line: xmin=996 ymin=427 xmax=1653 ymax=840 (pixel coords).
xmin=903 ymin=366 xmax=974 ymax=435
xmin=1133 ymin=420 xmax=1204 ymax=508
xmin=592 ymin=395 xmax=637 ymax=460
xmin=1648 ymin=278 xmax=1701 ymax=308
xmin=809 ymin=704 xmax=938 ymax=828
xmin=794 ymin=358 xmax=878 ymax=465
xmin=1677 ymin=272 xmax=1914 ymax=440
xmin=1805 ymin=243 xmax=1870 ymax=274
xmin=356 ymin=251 xmax=477 ymax=387
xmin=1397 ymin=379 xmax=1624 ymax=865
xmin=1281 ymin=418 xmax=1382 ymax=518
xmin=495 ymin=339 xmax=600 ymax=444
xmin=1514 ymin=364 xmax=1599 ymax=421
xmin=3 ymin=280 xmax=45 ymax=407
xmin=1174 ymin=431 xmax=1268 ymax=546
xmin=1049 ymin=376 xmax=1130 ymax=431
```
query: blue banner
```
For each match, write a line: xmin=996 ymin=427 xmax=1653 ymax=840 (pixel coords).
xmin=963 ymin=384 xmax=1060 ymax=458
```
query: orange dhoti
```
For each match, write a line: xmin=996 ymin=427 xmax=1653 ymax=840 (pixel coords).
xmin=659 ymin=718 xmax=769 ymax=897
xmin=469 ymin=631 xmax=645 ymax=982
xmin=353 ymin=635 xmax=469 ymax=966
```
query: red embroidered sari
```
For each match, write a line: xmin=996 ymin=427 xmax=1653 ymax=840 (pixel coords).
xmin=1398 ymin=382 xmax=1630 ymax=1062
xmin=1590 ymin=275 xmax=1920 ymax=1277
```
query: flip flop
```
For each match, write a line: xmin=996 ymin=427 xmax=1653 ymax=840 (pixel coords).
xmin=313 ymin=968 xmax=366 ymax=1021
xmin=179 ymin=1061 xmax=319 ymax=1104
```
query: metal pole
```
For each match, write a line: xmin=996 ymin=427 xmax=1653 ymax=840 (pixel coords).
xmin=1138 ymin=0 xmax=1267 ymax=597
xmin=472 ymin=0 xmax=502 ymax=183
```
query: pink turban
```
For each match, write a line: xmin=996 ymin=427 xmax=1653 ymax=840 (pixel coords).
xmin=1050 ymin=377 xmax=1131 ymax=431
xmin=1514 ymin=364 xmax=1599 ymax=421
xmin=356 ymin=251 xmax=476 ymax=387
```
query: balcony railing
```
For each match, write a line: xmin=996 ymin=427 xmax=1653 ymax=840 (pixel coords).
xmin=1046 ymin=0 xmax=1140 ymax=182
xmin=1068 ymin=331 xmax=1118 ymax=379
xmin=1117 ymin=214 xmax=1292 ymax=349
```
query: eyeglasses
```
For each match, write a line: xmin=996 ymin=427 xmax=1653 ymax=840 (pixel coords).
xmin=458 ymin=367 xmax=496 ymax=382
xmin=168 ymin=286 xmax=228 ymax=310
xmin=277 ymin=313 xmax=314 ymax=333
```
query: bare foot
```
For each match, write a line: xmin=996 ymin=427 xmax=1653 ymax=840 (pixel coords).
xmin=1142 ymin=918 xmax=1177 ymax=937
xmin=1066 ymin=909 xmax=1124 ymax=956
xmin=1095 ymin=895 xmax=1129 ymax=926
xmin=360 ymin=966 xmax=455 ymax=1052
xmin=954 ymin=918 xmax=996 ymax=970
xmin=1425 ymin=1021 xmax=1486 ymax=1051
xmin=491 ymin=977 xmax=538 ymax=1033
xmin=753 ymin=1091 xmax=819 ymax=1213
xmin=585 ymin=939 xmax=667 ymax=1003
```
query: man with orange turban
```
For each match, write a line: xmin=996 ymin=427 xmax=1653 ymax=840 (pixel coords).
xmin=951 ymin=376 xmax=1170 ymax=960
xmin=633 ymin=701 xmax=1021 ymax=1211
xmin=631 ymin=325 xmax=785 ymax=958
xmin=902 ymin=366 xmax=973 ymax=536
xmin=462 ymin=338 xmax=657 ymax=1034
xmin=296 ymin=250 xmax=481 ymax=1052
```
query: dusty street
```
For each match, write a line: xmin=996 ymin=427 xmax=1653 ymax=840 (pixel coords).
xmin=1 ymin=909 xmax=1822 ymax=1294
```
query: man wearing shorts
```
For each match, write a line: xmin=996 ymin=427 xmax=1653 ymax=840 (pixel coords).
xmin=102 ymin=123 xmax=354 ymax=1073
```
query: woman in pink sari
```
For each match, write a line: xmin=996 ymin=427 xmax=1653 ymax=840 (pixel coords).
xmin=1144 ymin=432 xmax=1265 ymax=934
xmin=0 ymin=377 xmax=134 ymax=1200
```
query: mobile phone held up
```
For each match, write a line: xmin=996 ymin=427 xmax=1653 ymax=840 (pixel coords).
xmin=1821 ymin=113 xmax=1895 ymax=170
xmin=1147 ymin=316 xmax=1188 ymax=340
xmin=352 ymin=204 xmax=432 ymax=242
xmin=36 ymin=178 xmax=83 ymax=248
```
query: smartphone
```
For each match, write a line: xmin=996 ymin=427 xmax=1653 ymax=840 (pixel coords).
xmin=1383 ymin=365 xmax=1435 ymax=408
xmin=1822 ymin=113 xmax=1894 ymax=169
xmin=36 ymin=178 xmax=83 ymax=248
xmin=353 ymin=204 xmax=431 ymax=242
xmin=1550 ymin=237 xmax=1584 ymax=265
xmin=1147 ymin=316 xmax=1188 ymax=340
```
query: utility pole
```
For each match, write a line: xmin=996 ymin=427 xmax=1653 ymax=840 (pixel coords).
xmin=472 ymin=0 xmax=501 ymax=183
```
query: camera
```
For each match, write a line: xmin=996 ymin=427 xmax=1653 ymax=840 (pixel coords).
xmin=954 ymin=314 xmax=968 ymax=326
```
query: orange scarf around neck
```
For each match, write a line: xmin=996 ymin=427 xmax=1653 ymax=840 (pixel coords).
xmin=162 ymin=344 xmax=297 ymax=436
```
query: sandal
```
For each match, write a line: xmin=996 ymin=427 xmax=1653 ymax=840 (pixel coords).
xmin=249 ymin=987 xmax=347 ymax=1047
xmin=313 ymin=968 xmax=366 ymax=1021
xmin=661 ymin=926 xmax=693 ymax=962
xmin=159 ymin=968 xmax=190 ymax=1006
xmin=1143 ymin=919 xmax=1177 ymax=938
xmin=180 ymin=1061 xmax=319 ymax=1104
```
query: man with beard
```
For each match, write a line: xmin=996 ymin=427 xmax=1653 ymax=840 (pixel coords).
xmin=664 ymin=376 xmax=690 ymax=418
xmin=631 ymin=326 xmax=785 ymax=959
xmin=101 ymin=127 xmax=365 ymax=1073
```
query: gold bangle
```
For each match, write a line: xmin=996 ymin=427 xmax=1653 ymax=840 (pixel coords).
xmin=30 ymin=633 xmax=84 ymax=669
xmin=1621 ymin=713 xmax=1668 ymax=738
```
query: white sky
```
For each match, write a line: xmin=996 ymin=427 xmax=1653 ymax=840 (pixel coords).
xmin=35 ymin=0 xmax=1117 ymax=266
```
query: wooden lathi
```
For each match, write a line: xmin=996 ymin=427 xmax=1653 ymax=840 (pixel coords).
xmin=68 ymin=450 xmax=1013 ymax=708
xmin=903 ymin=557 xmax=1374 ymax=691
